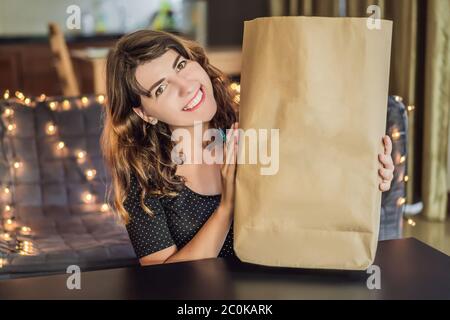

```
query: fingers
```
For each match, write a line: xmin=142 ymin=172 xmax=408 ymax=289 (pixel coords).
xmin=379 ymin=181 xmax=391 ymax=192
xmin=378 ymin=137 xmax=394 ymax=192
xmin=383 ymin=135 xmax=392 ymax=155
xmin=378 ymin=153 xmax=394 ymax=170
xmin=378 ymin=168 xmax=393 ymax=181
xmin=225 ymin=134 xmax=236 ymax=165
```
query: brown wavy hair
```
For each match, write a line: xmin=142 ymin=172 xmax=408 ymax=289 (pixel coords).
xmin=100 ymin=30 xmax=238 ymax=224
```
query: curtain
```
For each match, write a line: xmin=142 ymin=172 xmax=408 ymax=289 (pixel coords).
xmin=273 ymin=0 xmax=449 ymax=220
xmin=348 ymin=1 xmax=420 ymax=212
xmin=421 ymin=0 xmax=450 ymax=221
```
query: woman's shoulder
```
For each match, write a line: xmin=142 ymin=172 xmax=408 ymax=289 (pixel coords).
xmin=127 ymin=171 xmax=158 ymax=195
xmin=127 ymin=171 xmax=140 ymax=194
xmin=124 ymin=171 xmax=177 ymax=209
xmin=124 ymin=172 xmax=156 ymax=203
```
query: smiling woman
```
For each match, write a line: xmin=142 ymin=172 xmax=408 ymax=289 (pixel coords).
xmin=100 ymin=30 xmax=239 ymax=266
xmin=132 ymin=48 xmax=217 ymax=126
xmin=100 ymin=29 xmax=394 ymax=268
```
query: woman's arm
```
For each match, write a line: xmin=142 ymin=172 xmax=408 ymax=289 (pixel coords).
xmin=139 ymin=203 xmax=232 ymax=266
xmin=139 ymin=122 xmax=239 ymax=266
xmin=163 ymin=203 xmax=233 ymax=264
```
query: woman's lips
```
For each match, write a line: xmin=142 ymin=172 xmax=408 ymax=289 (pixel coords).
xmin=182 ymin=87 xmax=205 ymax=112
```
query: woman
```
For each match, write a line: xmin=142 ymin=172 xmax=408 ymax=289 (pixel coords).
xmin=101 ymin=29 xmax=395 ymax=266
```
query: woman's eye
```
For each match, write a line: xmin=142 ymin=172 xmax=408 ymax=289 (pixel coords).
xmin=176 ymin=60 xmax=187 ymax=71
xmin=155 ymin=84 xmax=166 ymax=97
xmin=154 ymin=60 xmax=187 ymax=97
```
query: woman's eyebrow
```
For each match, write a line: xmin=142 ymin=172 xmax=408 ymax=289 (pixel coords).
xmin=147 ymin=54 xmax=182 ymax=96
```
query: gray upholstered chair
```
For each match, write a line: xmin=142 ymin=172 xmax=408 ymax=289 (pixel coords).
xmin=379 ymin=95 xmax=408 ymax=240
xmin=0 ymin=95 xmax=138 ymax=279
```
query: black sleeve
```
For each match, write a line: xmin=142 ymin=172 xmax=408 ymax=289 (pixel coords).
xmin=123 ymin=175 xmax=176 ymax=259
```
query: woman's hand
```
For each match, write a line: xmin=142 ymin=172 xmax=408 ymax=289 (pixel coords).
xmin=378 ymin=135 xmax=395 ymax=192
xmin=220 ymin=122 xmax=239 ymax=212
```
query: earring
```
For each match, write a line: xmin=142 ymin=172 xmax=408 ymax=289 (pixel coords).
xmin=149 ymin=117 xmax=158 ymax=125
xmin=174 ymin=151 xmax=186 ymax=165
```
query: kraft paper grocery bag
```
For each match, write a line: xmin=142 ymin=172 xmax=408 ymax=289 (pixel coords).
xmin=234 ymin=17 xmax=393 ymax=270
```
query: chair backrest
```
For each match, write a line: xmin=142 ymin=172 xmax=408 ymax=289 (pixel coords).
xmin=0 ymin=95 xmax=109 ymax=229
xmin=0 ymin=96 xmax=138 ymax=275
xmin=379 ymin=95 xmax=408 ymax=240
xmin=48 ymin=23 xmax=80 ymax=96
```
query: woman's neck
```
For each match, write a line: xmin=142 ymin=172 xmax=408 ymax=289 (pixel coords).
xmin=169 ymin=121 xmax=212 ymax=162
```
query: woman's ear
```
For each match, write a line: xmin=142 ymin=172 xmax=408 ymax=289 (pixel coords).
xmin=133 ymin=106 xmax=150 ymax=122
xmin=132 ymin=106 xmax=158 ymax=125
xmin=132 ymin=105 xmax=147 ymax=122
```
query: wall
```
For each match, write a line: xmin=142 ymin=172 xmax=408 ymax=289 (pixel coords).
xmin=0 ymin=0 xmax=184 ymax=36
xmin=448 ymin=126 xmax=450 ymax=192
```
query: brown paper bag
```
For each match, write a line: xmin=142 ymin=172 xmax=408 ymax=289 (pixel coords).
xmin=234 ymin=17 xmax=393 ymax=270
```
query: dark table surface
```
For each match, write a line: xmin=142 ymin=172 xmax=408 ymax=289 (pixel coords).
xmin=0 ymin=237 xmax=449 ymax=299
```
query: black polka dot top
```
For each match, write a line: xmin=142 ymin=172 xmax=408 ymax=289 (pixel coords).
xmin=123 ymin=173 xmax=235 ymax=259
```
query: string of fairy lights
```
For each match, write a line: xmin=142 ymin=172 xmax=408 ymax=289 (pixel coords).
xmin=391 ymin=95 xmax=416 ymax=228
xmin=0 ymin=85 xmax=412 ymax=270
xmin=0 ymin=90 xmax=111 ymax=268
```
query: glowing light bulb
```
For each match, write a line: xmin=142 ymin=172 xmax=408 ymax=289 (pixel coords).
xmin=394 ymin=96 xmax=403 ymax=102
xmin=57 ymin=141 xmax=65 ymax=150
xmin=3 ymin=90 xmax=10 ymax=99
xmin=18 ymin=240 xmax=34 ymax=254
xmin=5 ymin=205 xmax=11 ymax=212
xmin=4 ymin=218 xmax=15 ymax=231
xmin=407 ymin=218 xmax=416 ymax=227
xmin=399 ymin=155 xmax=406 ymax=164
xmin=397 ymin=197 xmax=406 ymax=206
xmin=100 ymin=203 xmax=109 ymax=212
xmin=4 ymin=187 xmax=10 ymax=194
xmin=20 ymin=226 xmax=31 ymax=235
xmin=391 ymin=130 xmax=400 ymax=140
xmin=24 ymin=98 xmax=31 ymax=105
xmin=77 ymin=150 xmax=86 ymax=160
xmin=2 ymin=233 xmax=11 ymax=241
xmin=3 ymin=107 xmax=14 ymax=117
xmin=404 ymin=175 xmax=409 ymax=182
xmin=407 ymin=105 xmax=415 ymax=112
xmin=96 ymin=95 xmax=105 ymax=104
xmin=81 ymin=96 xmax=89 ymax=107
xmin=7 ymin=123 xmax=16 ymax=132
xmin=85 ymin=169 xmax=96 ymax=181
xmin=22 ymin=240 xmax=31 ymax=247
xmin=49 ymin=101 xmax=57 ymax=111
xmin=230 ymin=82 xmax=241 ymax=93
xmin=62 ymin=99 xmax=71 ymax=110
xmin=83 ymin=192 xmax=95 ymax=203
xmin=45 ymin=122 xmax=56 ymax=135
xmin=13 ymin=161 xmax=22 ymax=169
xmin=15 ymin=91 xmax=24 ymax=100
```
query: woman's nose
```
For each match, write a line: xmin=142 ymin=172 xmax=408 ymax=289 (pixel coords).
xmin=172 ymin=75 xmax=196 ymax=97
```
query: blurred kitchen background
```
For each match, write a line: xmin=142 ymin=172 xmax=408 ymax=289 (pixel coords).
xmin=0 ymin=0 xmax=448 ymax=277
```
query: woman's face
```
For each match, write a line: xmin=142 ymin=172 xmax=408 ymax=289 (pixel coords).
xmin=133 ymin=49 xmax=217 ymax=127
